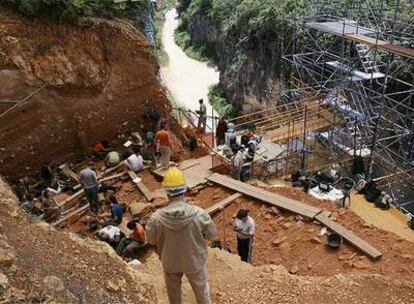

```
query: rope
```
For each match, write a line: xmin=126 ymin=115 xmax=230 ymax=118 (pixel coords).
xmin=0 ymin=83 xmax=48 ymax=120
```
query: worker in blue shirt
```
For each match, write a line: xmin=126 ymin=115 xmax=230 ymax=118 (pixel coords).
xmin=109 ymin=195 xmax=124 ymax=225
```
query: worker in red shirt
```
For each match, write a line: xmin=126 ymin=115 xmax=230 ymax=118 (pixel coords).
xmin=92 ymin=140 xmax=106 ymax=160
xmin=155 ymin=123 xmax=173 ymax=169
xmin=116 ymin=220 xmax=146 ymax=258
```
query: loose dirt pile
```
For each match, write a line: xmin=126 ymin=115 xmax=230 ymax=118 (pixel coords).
xmin=144 ymin=248 xmax=414 ymax=304
xmin=0 ymin=177 xmax=157 ymax=303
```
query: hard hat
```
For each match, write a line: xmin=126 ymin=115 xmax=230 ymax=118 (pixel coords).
xmin=162 ymin=167 xmax=187 ymax=196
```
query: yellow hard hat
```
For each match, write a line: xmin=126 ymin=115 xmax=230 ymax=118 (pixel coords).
xmin=162 ymin=167 xmax=186 ymax=188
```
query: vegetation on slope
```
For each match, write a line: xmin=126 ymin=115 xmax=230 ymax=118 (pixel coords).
xmin=177 ymin=0 xmax=414 ymax=111
xmin=208 ymin=84 xmax=238 ymax=118
xmin=1 ymin=0 xmax=151 ymax=23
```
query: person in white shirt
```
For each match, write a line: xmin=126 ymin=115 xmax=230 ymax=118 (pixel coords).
xmin=98 ymin=225 xmax=121 ymax=247
xmin=234 ymin=209 xmax=255 ymax=263
xmin=125 ymin=153 xmax=144 ymax=172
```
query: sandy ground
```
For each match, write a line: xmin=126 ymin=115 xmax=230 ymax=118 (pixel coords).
xmin=160 ymin=9 xmax=219 ymax=129
xmin=350 ymin=192 xmax=414 ymax=242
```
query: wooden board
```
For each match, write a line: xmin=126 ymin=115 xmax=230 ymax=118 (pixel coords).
xmin=58 ymin=189 xmax=85 ymax=209
xmin=151 ymin=167 xmax=168 ymax=179
xmin=182 ymin=164 xmax=213 ymax=189
xmin=152 ymin=161 xmax=213 ymax=189
xmin=207 ymin=173 xmax=321 ymax=219
xmin=62 ymin=164 xmax=80 ymax=184
xmin=128 ymin=171 xmax=155 ymax=202
xmin=315 ymin=212 xmax=382 ymax=260
xmin=265 ymin=111 xmax=335 ymax=143
xmin=73 ymin=171 xmax=127 ymax=191
xmin=345 ymin=34 xmax=414 ymax=59
xmin=206 ymin=193 xmax=243 ymax=215
xmin=52 ymin=204 xmax=89 ymax=227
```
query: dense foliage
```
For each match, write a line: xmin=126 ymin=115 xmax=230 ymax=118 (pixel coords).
xmin=208 ymin=84 xmax=237 ymax=118
xmin=1 ymin=0 xmax=151 ymax=23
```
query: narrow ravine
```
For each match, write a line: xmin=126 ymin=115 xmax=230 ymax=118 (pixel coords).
xmin=160 ymin=9 xmax=219 ymax=129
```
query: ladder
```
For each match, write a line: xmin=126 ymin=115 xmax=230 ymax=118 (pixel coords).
xmin=355 ymin=43 xmax=380 ymax=74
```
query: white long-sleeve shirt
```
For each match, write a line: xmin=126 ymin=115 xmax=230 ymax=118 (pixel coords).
xmin=235 ymin=216 xmax=255 ymax=240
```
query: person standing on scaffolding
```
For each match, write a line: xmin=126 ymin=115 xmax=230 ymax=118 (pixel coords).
xmin=196 ymin=99 xmax=207 ymax=133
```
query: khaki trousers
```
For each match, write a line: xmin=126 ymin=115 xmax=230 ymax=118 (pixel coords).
xmin=159 ymin=146 xmax=171 ymax=169
xmin=164 ymin=267 xmax=211 ymax=304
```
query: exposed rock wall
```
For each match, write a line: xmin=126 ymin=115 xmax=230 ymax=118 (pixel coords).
xmin=0 ymin=9 xmax=170 ymax=181
xmin=178 ymin=2 xmax=284 ymax=112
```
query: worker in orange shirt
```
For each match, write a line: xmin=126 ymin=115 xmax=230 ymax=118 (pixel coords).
xmin=116 ymin=220 xmax=146 ymax=258
xmin=155 ymin=123 xmax=173 ymax=169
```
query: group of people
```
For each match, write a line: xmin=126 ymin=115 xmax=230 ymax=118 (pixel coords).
xmin=222 ymin=124 xmax=261 ymax=182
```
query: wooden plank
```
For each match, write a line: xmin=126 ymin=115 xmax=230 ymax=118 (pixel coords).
xmin=151 ymin=167 xmax=167 ymax=179
xmin=52 ymin=204 xmax=89 ymax=227
xmin=315 ymin=212 xmax=382 ymax=260
xmin=58 ymin=189 xmax=84 ymax=208
xmin=345 ymin=34 xmax=414 ymax=59
xmin=61 ymin=163 xmax=80 ymax=184
xmin=216 ymin=175 xmax=321 ymax=216
xmin=73 ymin=171 xmax=127 ymax=191
xmin=207 ymin=173 xmax=321 ymax=219
xmin=206 ymin=193 xmax=243 ymax=215
xmin=128 ymin=171 xmax=155 ymax=202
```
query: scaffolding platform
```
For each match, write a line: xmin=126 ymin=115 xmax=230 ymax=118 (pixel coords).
xmin=326 ymin=61 xmax=385 ymax=80
xmin=305 ymin=20 xmax=376 ymax=36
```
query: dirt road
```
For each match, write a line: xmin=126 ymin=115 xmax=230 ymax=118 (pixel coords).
xmin=160 ymin=9 xmax=219 ymax=129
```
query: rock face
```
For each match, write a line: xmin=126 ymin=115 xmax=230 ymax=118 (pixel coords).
xmin=0 ymin=9 xmax=171 ymax=181
xmin=178 ymin=1 xmax=283 ymax=112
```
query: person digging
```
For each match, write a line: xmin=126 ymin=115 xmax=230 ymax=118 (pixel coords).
xmin=146 ymin=167 xmax=218 ymax=304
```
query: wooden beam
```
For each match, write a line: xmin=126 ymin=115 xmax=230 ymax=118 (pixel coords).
xmin=58 ymin=189 xmax=84 ymax=209
xmin=207 ymin=173 xmax=321 ymax=219
xmin=52 ymin=204 xmax=89 ymax=227
xmin=315 ymin=212 xmax=382 ymax=260
xmin=206 ymin=193 xmax=243 ymax=215
xmin=128 ymin=171 xmax=155 ymax=202
xmin=73 ymin=171 xmax=127 ymax=191
xmin=345 ymin=34 xmax=414 ymax=59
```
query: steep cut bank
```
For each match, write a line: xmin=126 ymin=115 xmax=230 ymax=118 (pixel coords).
xmin=176 ymin=0 xmax=284 ymax=112
xmin=0 ymin=177 xmax=157 ymax=303
xmin=0 ymin=8 xmax=170 ymax=181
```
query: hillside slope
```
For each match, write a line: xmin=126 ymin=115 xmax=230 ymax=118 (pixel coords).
xmin=0 ymin=177 xmax=157 ymax=303
xmin=0 ymin=8 xmax=170 ymax=181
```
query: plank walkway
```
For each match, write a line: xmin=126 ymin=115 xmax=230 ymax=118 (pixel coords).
xmin=205 ymin=193 xmax=243 ymax=215
xmin=345 ymin=34 xmax=414 ymax=59
xmin=265 ymin=111 xmax=335 ymax=143
xmin=207 ymin=173 xmax=321 ymax=219
xmin=128 ymin=171 xmax=154 ymax=202
xmin=207 ymin=173 xmax=382 ymax=260
xmin=152 ymin=156 xmax=213 ymax=189
xmin=315 ymin=212 xmax=383 ymax=260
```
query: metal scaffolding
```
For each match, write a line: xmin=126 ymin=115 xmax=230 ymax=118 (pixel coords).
xmin=276 ymin=0 xmax=414 ymax=213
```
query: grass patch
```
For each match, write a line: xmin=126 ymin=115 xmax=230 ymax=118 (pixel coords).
xmin=208 ymin=84 xmax=238 ymax=118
